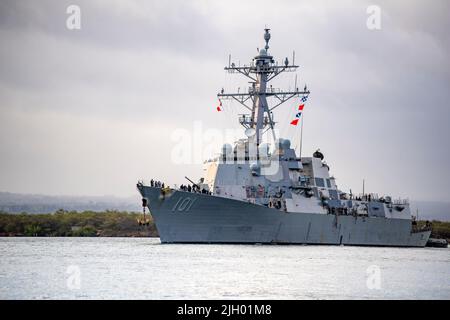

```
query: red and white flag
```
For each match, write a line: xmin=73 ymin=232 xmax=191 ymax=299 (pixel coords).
xmin=217 ymin=100 xmax=222 ymax=112
xmin=290 ymin=100 xmax=308 ymax=125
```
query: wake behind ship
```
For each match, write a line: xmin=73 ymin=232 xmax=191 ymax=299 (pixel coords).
xmin=137 ymin=29 xmax=431 ymax=246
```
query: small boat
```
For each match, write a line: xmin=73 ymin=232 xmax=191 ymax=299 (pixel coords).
xmin=426 ymin=238 xmax=448 ymax=248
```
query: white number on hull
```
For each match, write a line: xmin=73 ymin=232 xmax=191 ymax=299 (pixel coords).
xmin=172 ymin=197 xmax=196 ymax=212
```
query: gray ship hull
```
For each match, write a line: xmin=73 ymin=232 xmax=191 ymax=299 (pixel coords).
xmin=138 ymin=186 xmax=430 ymax=247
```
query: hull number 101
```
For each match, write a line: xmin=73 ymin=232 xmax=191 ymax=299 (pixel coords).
xmin=172 ymin=197 xmax=196 ymax=212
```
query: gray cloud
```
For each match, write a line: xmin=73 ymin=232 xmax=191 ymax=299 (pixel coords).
xmin=0 ymin=0 xmax=225 ymax=56
xmin=0 ymin=0 xmax=449 ymax=202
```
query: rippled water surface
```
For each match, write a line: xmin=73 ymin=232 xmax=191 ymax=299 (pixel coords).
xmin=0 ymin=237 xmax=449 ymax=299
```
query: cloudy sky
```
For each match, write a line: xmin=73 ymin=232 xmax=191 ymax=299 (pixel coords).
xmin=0 ymin=0 xmax=449 ymax=201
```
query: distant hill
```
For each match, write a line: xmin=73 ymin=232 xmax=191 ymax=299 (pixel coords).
xmin=0 ymin=191 xmax=449 ymax=221
xmin=0 ymin=192 xmax=141 ymax=213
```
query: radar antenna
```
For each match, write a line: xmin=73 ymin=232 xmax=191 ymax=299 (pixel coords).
xmin=217 ymin=28 xmax=310 ymax=146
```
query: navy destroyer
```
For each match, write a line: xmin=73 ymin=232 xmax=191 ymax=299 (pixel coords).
xmin=137 ymin=29 xmax=431 ymax=246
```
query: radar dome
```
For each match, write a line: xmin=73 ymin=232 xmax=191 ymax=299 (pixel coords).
xmin=245 ymin=128 xmax=256 ymax=138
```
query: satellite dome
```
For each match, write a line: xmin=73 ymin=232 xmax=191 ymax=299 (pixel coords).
xmin=245 ymin=128 xmax=256 ymax=138
xmin=259 ymin=48 xmax=267 ymax=56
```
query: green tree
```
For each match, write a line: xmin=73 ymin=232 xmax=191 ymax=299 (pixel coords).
xmin=24 ymin=224 xmax=42 ymax=236
xmin=71 ymin=225 xmax=97 ymax=237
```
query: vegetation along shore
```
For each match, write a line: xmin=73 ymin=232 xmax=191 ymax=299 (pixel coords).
xmin=0 ymin=210 xmax=157 ymax=237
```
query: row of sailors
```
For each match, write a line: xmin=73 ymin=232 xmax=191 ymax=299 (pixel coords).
xmin=151 ymin=179 xmax=212 ymax=195
xmin=179 ymin=184 xmax=212 ymax=195
xmin=150 ymin=179 xmax=165 ymax=188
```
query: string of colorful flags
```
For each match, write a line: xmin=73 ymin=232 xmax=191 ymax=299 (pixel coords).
xmin=216 ymin=94 xmax=308 ymax=121
xmin=290 ymin=94 xmax=309 ymax=126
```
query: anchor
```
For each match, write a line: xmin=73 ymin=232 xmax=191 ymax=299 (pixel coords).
xmin=138 ymin=198 xmax=151 ymax=226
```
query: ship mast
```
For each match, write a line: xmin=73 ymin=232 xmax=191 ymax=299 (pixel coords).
xmin=217 ymin=28 xmax=310 ymax=146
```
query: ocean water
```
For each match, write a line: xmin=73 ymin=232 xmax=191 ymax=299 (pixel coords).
xmin=0 ymin=237 xmax=449 ymax=300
